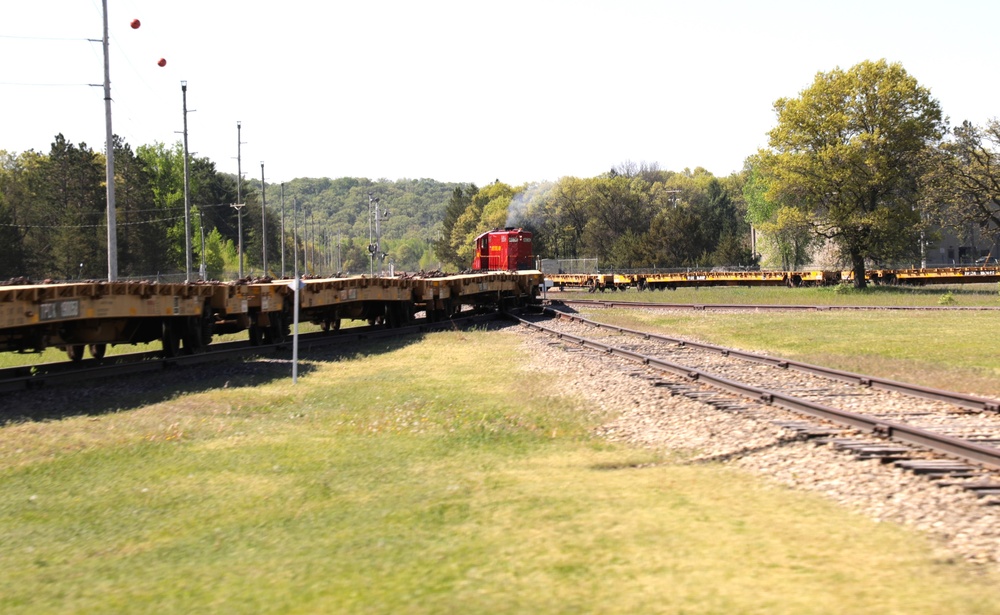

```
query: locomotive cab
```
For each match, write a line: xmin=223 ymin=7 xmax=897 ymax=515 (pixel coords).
xmin=472 ymin=228 xmax=534 ymax=272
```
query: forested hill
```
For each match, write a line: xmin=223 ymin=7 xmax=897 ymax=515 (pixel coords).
xmin=0 ymin=132 xmax=466 ymax=280
xmin=249 ymin=176 xmax=464 ymax=274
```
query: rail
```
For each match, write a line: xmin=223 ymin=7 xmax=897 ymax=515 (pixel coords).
xmin=540 ymin=306 xmax=1000 ymax=412
xmin=512 ymin=309 xmax=1000 ymax=471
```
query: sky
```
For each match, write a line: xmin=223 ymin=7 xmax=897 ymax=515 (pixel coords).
xmin=3 ymin=0 xmax=999 ymax=187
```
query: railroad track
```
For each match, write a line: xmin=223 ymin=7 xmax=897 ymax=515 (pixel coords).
xmin=512 ymin=306 xmax=1000 ymax=499
xmin=553 ymin=298 xmax=1000 ymax=312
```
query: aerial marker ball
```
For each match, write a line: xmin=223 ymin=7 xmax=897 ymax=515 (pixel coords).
xmin=130 ymin=19 xmax=140 ymax=29
xmin=157 ymin=58 xmax=167 ymax=67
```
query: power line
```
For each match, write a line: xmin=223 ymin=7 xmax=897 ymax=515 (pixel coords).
xmin=0 ymin=34 xmax=91 ymax=41
xmin=0 ymin=81 xmax=92 ymax=87
xmin=0 ymin=215 xmax=185 ymax=229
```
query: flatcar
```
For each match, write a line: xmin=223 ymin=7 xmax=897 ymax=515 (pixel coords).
xmin=0 ymin=268 xmax=543 ymax=361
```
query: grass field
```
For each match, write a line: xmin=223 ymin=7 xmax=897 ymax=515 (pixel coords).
xmin=2 ymin=328 xmax=1000 ymax=613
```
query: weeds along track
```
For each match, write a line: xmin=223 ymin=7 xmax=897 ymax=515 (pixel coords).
xmin=510 ymin=307 xmax=1000 ymax=565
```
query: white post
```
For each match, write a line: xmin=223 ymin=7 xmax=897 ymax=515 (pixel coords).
xmin=291 ymin=279 xmax=300 ymax=384
xmin=291 ymin=195 xmax=300 ymax=383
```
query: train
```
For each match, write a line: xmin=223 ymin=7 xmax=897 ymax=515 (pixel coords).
xmin=7 ymin=222 xmax=993 ymax=362
xmin=0 ymin=228 xmax=542 ymax=361
xmin=545 ymin=265 xmax=1000 ymax=292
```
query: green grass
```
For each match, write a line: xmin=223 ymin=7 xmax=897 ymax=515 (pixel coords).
xmin=554 ymin=282 xmax=1000 ymax=307
xmin=2 ymin=329 xmax=1000 ymax=613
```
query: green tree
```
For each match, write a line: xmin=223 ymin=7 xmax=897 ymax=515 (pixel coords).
xmin=922 ymin=120 xmax=1000 ymax=245
xmin=113 ymin=137 xmax=171 ymax=277
xmin=445 ymin=182 xmax=521 ymax=269
xmin=434 ymin=185 xmax=477 ymax=269
xmin=761 ymin=59 xmax=944 ymax=287
xmin=647 ymin=203 xmax=708 ymax=268
xmin=745 ymin=162 xmax=812 ymax=269
xmin=758 ymin=206 xmax=813 ymax=270
xmin=581 ymin=173 xmax=655 ymax=265
xmin=202 ymin=227 xmax=234 ymax=280
xmin=0 ymin=151 xmax=32 ymax=278
xmin=35 ymin=135 xmax=106 ymax=279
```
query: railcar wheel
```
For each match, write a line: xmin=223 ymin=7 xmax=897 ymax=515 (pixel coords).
xmin=262 ymin=312 xmax=287 ymax=344
xmin=161 ymin=321 xmax=180 ymax=358
xmin=181 ymin=317 xmax=204 ymax=354
xmin=248 ymin=324 xmax=262 ymax=346
xmin=66 ymin=345 xmax=85 ymax=362
xmin=89 ymin=344 xmax=107 ymax=360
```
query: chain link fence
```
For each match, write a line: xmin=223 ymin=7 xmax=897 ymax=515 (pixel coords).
xmin=539 ymin=258 xmax=598 ymax=274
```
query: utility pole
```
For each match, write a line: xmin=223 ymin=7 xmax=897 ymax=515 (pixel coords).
xmin=370 ymin=195 xmax=389 ymax=277
xmin=198 ymin=210 xmax=206 ymax=279
xmin=368 ymin=193 xmax=376 ymax=276
xmin=232 ymin=121 xmax=245 ymax=278
xmin=368 ymin=193 xmax=387 ymax=276
xmin=181 ymin=81 xmax=192 ymax=282
xmin=309 ymin=209 xmax=315 ymax=274
xmin=260 ymin=161 xmax=267 ymax=276
xmin=292 ymin=197 xmax=299 ymax=277
xmin=101 ymin=0 xmax=117 ymax=281
xmin=280 ymin=183 xmax=286 ymax=278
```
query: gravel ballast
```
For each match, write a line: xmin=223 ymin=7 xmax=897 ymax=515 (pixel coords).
xmin=507 ymin=322 xmax=1000 ymax=568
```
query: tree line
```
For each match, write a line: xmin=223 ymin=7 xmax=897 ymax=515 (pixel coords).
xmin=0 ymin=140 xmax=460 ymax=281
xmin=3 ymin=59 xmax=998 ymax=286
xmin=433 ymin=165 xmax=753 ymax=272
xmin=435 ymin=60 xmax=1000 ymax=288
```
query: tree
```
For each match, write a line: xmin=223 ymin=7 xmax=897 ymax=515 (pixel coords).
xmin=922 ymin=120 xmax=1000 ymax=247
xmin=444 ymin=182 xmax=521 ymax=269
xmin=761 ymin=59 xmax=944 ymax=287
xmin=0 ymin=151 xmax=32 ymax=278
xmin=35 ymin=135 xmax=106 ymax=279
xmin=745 ymin=162 xmax=812 ymax=269
xmin=434 ymin=185 xmax=477 ymax=269
xmin=581 ymin=174 xmax=655 ymax=265
xmin=114 ymin=137 xmax=171 ymax=277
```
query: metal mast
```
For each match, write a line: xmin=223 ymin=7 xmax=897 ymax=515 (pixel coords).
xmin=280 ymin=183 xmax=286 ymax=278
xmin=232 ymin=121 xmax=244 ymax=278
xmin=101 ymin=0 xmax=117 ymax=281
xmin=260 ymin=162 xmax=267 ymax=276
xmin=181 ymin=81 xmax=192 ymax=282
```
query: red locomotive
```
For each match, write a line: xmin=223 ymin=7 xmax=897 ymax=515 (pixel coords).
xmin=471 ymin=228 xmax=535 ymax=272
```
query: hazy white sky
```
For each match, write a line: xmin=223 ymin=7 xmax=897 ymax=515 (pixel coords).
xmin=3 ymin=0 xmax=998 ymax=186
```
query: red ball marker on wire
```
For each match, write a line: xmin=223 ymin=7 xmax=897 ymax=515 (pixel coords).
xmin=130 ymin=19 xmax=165 ymax=68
